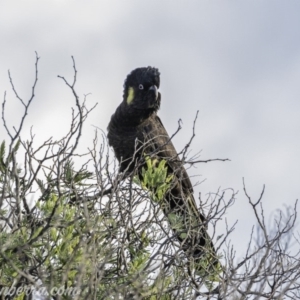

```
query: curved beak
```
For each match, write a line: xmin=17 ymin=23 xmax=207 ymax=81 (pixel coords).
xmin=149 ymin=85 xmax=158 ymax=100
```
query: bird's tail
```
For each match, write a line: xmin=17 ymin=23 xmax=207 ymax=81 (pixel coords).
xmin=139 ymin=156 xmax=221 ymax=280
xmin=162 ymin=188 xmax=222 ymax=280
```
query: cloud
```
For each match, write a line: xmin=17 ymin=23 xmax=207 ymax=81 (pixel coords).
xmin=0 ymin=0 xmax=299 ymax=258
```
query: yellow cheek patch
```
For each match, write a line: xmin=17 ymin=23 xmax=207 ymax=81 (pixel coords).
xmin=126 ymin=87 xmax=135 ymax=104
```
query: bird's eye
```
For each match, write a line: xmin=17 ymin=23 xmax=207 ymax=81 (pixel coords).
xmin=139 ymin=84 xmax=144 ymax=90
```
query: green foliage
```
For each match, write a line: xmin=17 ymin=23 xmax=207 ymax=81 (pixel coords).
xmin=64 ymin=160 xmax=93 ymax=185
xmin=0 ymin=154 xmax=180 ymax=299
xmin=195 ymin=254 xmax=223 ymax=288
xmin=0 ymin=142 xmax=220 ymax=298
xmin=139 ymin=156 xmax=173 ymax=202
xmin=0 ymin=140 xmax=5 ymax=173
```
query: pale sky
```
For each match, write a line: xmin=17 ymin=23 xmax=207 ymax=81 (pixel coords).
xmin=1 ymin=0 xmax=300 ymax=256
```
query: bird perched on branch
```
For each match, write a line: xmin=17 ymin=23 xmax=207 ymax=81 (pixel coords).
xmin=107 ymin=67 xmax=220 ymax=277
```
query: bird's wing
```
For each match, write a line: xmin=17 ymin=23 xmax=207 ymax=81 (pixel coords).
xmin=142 ymin=115 xmax=194 ymax=194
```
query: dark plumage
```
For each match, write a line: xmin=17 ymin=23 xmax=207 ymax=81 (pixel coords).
xmin=107 ymin=67 xmax=219 ymax=275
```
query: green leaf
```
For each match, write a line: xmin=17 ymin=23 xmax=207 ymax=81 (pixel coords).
xmin=13 ymin=139 xmax=21 ymax=153
xmin=0 ymin=141 xmax=5 ymax=160
xmin=0 ymin=141 xmax=6 ymax=172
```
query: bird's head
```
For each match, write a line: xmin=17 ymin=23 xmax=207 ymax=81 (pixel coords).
xmin=123 ymin=67 xmax=161 ymax=113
